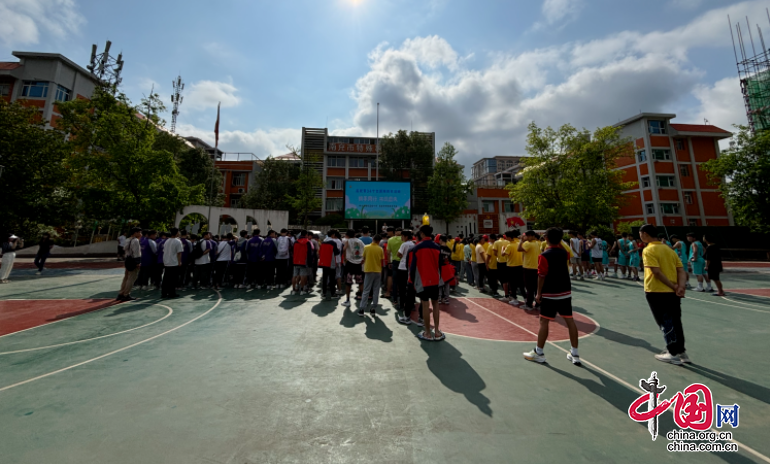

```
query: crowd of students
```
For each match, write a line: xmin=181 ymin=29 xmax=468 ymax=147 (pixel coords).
xmin=113 ymin=222 xmax=725 ymax=364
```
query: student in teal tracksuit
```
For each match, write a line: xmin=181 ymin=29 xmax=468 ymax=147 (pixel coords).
xmin=687 ymin=232 xmax=712 ymax=292
xmin=670 ymin=235 xmax=691 ymax=289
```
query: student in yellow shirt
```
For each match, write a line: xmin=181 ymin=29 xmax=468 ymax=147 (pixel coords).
xmin=486 ymin=234 xmax=501 ymax=296
xmin=449 ymin=234 xmax=465 ymax=285
xmin=359 ymin=234 xmax=384 ymax=317
xmin=518 ymin=230 xmax=542 ymax=309
xmin=492 ymin=233 xmax=509 ymax=299
xmin=475 ymin=236 xmax=489 ymax=291
xmin=640 ymin=224 xmax=689 ymax=366
xmin=502 ymin=230 xmax=524 ymax=305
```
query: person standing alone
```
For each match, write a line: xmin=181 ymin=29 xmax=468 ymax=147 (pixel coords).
xmin=117 ymin=227 xmax=142 ymax=301
xmin=34 ymin=233 xmax=55 ymax=275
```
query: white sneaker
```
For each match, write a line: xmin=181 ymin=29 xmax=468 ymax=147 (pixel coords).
xmin=300 ymin=291 xmax=308 ymax=295
xmin=341 ymin=300 xmax=351 ymax=307
xmin=398 ymin=315 xmax=412 ymax=325
xmin=695 ymin=287 xmax=705 ymax=292
xmin=35 ymin=271 xmax=42 ymax=275
xmin=290 ymin=290 xmax=296 ymax=295
xmin=567 ymin=353 xmax=582 ymax=365
xmin=705 ymin=286 xmax=713 ymax=292
xmin=523 ymin=349 xmax=546 ymax=364
xmin=508 ymin=299 xmax=521 ymax=306
xmin=679 ymin=352 xmax=692 ymax=364
xmin=654 ymin=351 xmax=683 ymax=366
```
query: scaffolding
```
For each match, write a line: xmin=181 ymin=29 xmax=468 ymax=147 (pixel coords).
xmin=730 ymin=12 xmax=770 ymax=133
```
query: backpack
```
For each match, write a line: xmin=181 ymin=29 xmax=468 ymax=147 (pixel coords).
xmin=191 ymin=241 xmax=205 ymax=260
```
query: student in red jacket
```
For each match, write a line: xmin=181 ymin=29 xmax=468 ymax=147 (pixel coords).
xmin=291 ymin=230 xmax=313 ymax=295
xmin=319 ymin=229 xmax=341 ymax=300
xmin=409 ymin=225 xmax=445 ymax=341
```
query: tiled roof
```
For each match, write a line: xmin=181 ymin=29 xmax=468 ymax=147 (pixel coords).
xmin=670 ymin=124 xmax=731 ymax=134
xmin=0 ymin=62 xmax=22 ymax=70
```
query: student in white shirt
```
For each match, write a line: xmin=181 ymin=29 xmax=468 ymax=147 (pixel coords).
xmin=214 ymin=233 xmax=234 ymax=290
xmin=161 ymin=228 xmax=184 ymax=298
xmin=193 ymin=232 xmax=212 ymax=289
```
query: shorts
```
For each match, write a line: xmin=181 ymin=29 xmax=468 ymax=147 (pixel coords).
xmin=617 ymin=254 xmax=629 ymax=266
xmin=602 ymin=255 xmax=609 ymax=266
xmin=691 ymin=259 xmax=706 ymax=276
xmin=335 ymin=265 xmax=343 ymax=279
xmin=388 ymin=261 xmax=400 ymax=276
xmin=540 ymin=297 xmax=573 ymax=320
xmin=581 ymin=253 xmax=590 ymax=263
xmin=416 ymin=285 xmax=439 ymax=302
xmin=707 ymin=267 xmax=721 ymax=281
xmin=570 ymin=256 xmax=580 ymax=265
xmin=293 ymin=266 xmax=311 ymax=277
xmin=591 ymin=254 xmax=602 ymax=263
xmin=345 ymin=262 xmax=363 ymax=284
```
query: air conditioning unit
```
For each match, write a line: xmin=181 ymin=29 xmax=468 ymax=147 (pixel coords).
xmin=238 ymin=188 xmax=245 ymax=194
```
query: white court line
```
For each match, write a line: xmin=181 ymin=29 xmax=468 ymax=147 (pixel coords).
xmin=0 ymin=292 xmax=222 ymax=394
xmin=722 ymin=294 xmax=770 ymax=307
xmin=631 ymin=280 xmax=770 ymax=315
xmin=0 ymin=303 xmax=173 ymax=355
xmin=459 ymin=297 xmax=770 ymax=464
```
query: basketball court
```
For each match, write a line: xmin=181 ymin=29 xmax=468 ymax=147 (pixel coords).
xmin=1 ymin=261 xmax=769 ymax=463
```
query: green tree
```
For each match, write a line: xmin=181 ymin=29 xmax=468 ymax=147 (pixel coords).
xmin=427 ymin=142 xmax=473 ymax=233
xmin=154 ymin=131 xmax=223 ymax=206
xmin=57 ymin=86 xmax=205 ymax=229
xmin=616 ymin=220 xmax=645 ymax=235
xmin=241 ymin=155 xmax=300 ymax=211
xmin=508 ymin=122 xmax=635 ymax=232
xmin=379 ymin=130 xmax=435 ymax=211
xmin=286 ymin=146 xmax=322 ymax=228
xmin=0 ymin=100 xmax=77 ymax=239
xmin=702 ymin=125 xmax=770 ymax=233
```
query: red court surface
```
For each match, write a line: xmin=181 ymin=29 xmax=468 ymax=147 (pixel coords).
xmin=0 ymin=299 xmax=117 ymax=336
xmin=411 ymin=297 xmax=597 ymax=342
xmin=729 ymin=288 xmax=770 ymax=298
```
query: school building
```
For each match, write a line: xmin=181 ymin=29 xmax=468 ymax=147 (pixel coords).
xmin=613 ymin=113 xmax=734 ymax=227
xmin=0 ymin=51 xmax=99 ymax=128
xmin=300 ymin=127 xmax=435 ymax=219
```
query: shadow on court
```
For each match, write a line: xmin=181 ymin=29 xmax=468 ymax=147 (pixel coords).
xmin=545 ymin=364 xmax=757 ymax=464
xmin=686 ymin=364 xmax=770 ymax=407
xmin=412 ymin=325 xmax=492 ymax=417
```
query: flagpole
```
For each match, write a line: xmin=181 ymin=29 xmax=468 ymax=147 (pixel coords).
xmin=209 ymin=102 xmax=221 ymax=234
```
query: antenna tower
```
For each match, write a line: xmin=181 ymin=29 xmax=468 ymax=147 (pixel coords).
xmin=728 ymin=11 xmax=770 ymax=133
xmin=87 ymin=41 xmax=124 ymax=91
xmin=170 ymin=75 xmax=185 ymax=133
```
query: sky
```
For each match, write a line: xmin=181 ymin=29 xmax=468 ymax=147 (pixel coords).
xmin=1 ymin=0 xmax=766 ymax=172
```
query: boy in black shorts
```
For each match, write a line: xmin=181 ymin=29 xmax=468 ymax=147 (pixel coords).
xmin=704 ymin=234 xmax=725 ymax=296
xmin=523 ymin=227 xmax=581 ymax=365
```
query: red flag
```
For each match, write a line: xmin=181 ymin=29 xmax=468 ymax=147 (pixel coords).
xmin=214 ymin=102 xmax=221 ymax=148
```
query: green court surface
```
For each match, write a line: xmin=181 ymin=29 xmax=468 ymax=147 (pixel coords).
xmin=1 ymin=265 xmax=769 ymax=464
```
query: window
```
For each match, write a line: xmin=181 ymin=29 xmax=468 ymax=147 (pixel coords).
xmin=679 ymin=165 xmax=690 ymax=177
xmin=645 ymin=203 xmax=655 ymax=214
xmin=652 ymin=149 xmax=671 ymax=160
xmin=688 ymin=219 xmax=699 ymax=226
xmin=55 ymin=85 xmax=71 ymax=102
xmin=684 ymin=192 xmax=693 ymax=204
xmin=326 ymin=178 xmax=344 ymax=190
xmin=481 ymin=201 xmax=495 ymax=213
xmin=641 ymin=176 xmax=650 ymax=188
xmin=656 ymin=175 xmax=676 ymax=187
xmin=676 ymin=139 xmax=686 ymax=151
xmin=22 ymin=81 xmax=49 ymax=98
xmin=327 ymin=156 xmax=345 ymax=167
xmin=232 ymin=173 xmax=246 ymax=186
xmin=349 ymin=157 xmax=367 ymax=168
xmin=325 ymin=198 xmax=343 ymax=211
xmin=503 ymin=202 xmax=516 ymax=213
xmin=637 ymin=150 xmax=647 ymax=162
xmin=648 ymin=120 xmax=667 ymax=134
xmin=661 ymin=203 xmax=680 ymax=214
xmin=0 ymin=83 xmax=9 ymax=96
xmin=230 ymin=197 xmax=241 ymax=208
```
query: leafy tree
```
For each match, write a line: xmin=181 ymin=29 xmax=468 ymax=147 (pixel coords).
xmin=241 ymin=154 xmax=300 ymax=211
xmin=702 ymin=125 xmax=770 ymax=233
xmin=154 ymin=131 xmax=223 ymax=206
xmin=616 ymin=219 xmax=645 ymax=235
xmin=0 ymin=100 xmax=77 ymax=240
xmin=286 ymin=146 xmax=322 ymax=228
xmin=379 ymin=130 xmax=435 ymax=211
xmin=427 ymin=142 xmax=473 ymax=233
xmin=508 ymin=122 xmax=635 ymax=232
xmin=57 ymin=86 xmax=205 ymax=229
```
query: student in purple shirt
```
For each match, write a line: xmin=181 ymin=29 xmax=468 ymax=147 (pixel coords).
xmin=259 ymin=230 xmax=279 ymax=289
xmin=153 ymin=232 xmax=168 ymax=290
xmin=245 ymin=230 xmax=263 ymax=289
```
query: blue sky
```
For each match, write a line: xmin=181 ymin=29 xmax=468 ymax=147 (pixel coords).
xmin=1 ymin=0 xmax=765 ymax=170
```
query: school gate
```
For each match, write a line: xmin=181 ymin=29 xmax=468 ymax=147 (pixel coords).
xmin=175 ymin=206 xmax=289 ymax=236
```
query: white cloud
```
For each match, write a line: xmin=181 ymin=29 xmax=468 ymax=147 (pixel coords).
xmin=692 ymin=77 xmax=746 ymax=130
xmin=185 ymin=80 xmax=241 ymax=111
xmin=0 ymin=0 xmax=84 ymax=47
xmin=177 ymin=123 xmax=300 ymax=159
xmin=542 ymin=0 xmax=583 ymax=25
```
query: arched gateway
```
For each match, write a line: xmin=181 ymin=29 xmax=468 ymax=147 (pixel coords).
xmin=175 ymin=206 xmax=289 ymax=235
